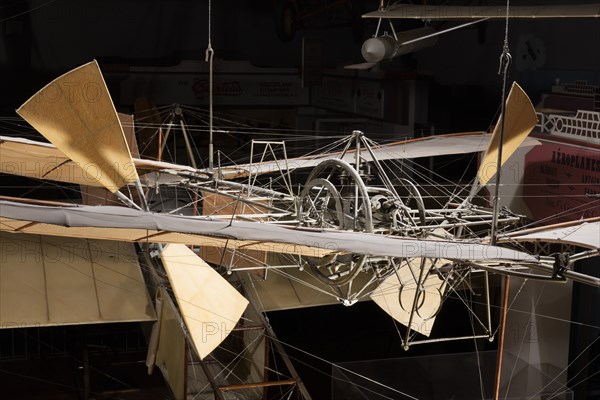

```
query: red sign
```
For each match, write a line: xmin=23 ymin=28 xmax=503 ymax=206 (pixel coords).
xmin=523 ymin=140 xmax=600 ymax=222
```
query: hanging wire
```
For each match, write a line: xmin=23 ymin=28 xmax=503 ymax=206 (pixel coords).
xmin=493 ymin=2 xmax=513 ymax=400
xmin=205 ymin=0 xmax=215 ymax=170
xmin=491 ymin=0 xmax=512 ymax=246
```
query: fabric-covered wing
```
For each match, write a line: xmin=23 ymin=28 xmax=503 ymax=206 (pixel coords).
xmin=218 ymin=132 xmax=540 ymax=179
xmin=0 ymin=231 xmax=156 ymax=328
xmin=363 ymin=4 xmax=600 ymax=20
xmin=500 ymin=218 xmax=600 ymax=250
xmin=0 ymin=200 xmax=537 ymax=263
xmin=0 ymin=135 xmax=197 ymax=187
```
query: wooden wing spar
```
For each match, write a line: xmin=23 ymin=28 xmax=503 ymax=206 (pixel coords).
xmin=363 ymin=4 xmax=600 ymax=20
xmin=0 ymin=200 xmax=537 ymax=263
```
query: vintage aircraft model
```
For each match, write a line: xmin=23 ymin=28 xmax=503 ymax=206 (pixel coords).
xmin=346 ymin=1 xmax=600 ymax=69
xmin=1 ymin=60 xmax=598 ymax=398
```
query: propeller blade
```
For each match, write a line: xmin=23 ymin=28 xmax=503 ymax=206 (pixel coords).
xmin=371 ymin=258 xmax=448 ymax=337
xmin=148 ymin=287 xmax=186 ymax=398
xmin=16 ymin=60 xmax=139 ymax=193
xmin=477 ymin=82 xmax=538 ymax=186
xmin=160 ymin=244 xmax=249 ymax=359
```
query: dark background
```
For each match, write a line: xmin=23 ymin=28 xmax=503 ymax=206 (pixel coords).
xmin=0 ymin=1 xmax=598 ymax=399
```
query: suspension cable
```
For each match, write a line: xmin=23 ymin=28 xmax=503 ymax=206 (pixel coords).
xmin=205 ymin=0 xmax=215 ymax=170
xmin=493 ymin=2 xmax=512 ymax=399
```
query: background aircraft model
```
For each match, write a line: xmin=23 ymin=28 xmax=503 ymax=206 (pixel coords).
xmin=346 ymin=2 xmax=600 ymax=69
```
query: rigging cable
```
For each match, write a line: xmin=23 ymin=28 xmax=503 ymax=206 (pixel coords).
xmin=493 ymin=1 xmax=512 ymax=400
xmin=527 ymin=334 xmax=600 ymax=400
xmin=467 ymin=271 xmax=487 ymax=400
xmin=265 ymin=334 xmax=421 ymax=400
xmin=205 ymin=0 xmax=215 ymax=170
xmin=503 ymin=283 xmax=547 ymax=400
